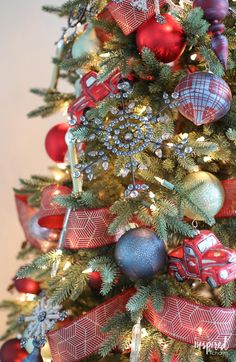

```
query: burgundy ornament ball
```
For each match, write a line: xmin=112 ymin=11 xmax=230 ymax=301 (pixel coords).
xmin=193 ymin=0 xmax=229 ymax=69
xmin=14 ymin=277 xmax=41 ymax=295
xmin=88 ymin=271 xmax=102 ymax=291
xmin=193 ymin=0 xmax=229 ymax=22
xmin=115 ymin=228 xmax=166 ymax=280
xmin=175 ymin=72 xmax=232 ymax=125
xmin=136 ymin=14 xmax=186 ymax=64
xmin=0 ymin=338 xmax=28 ymax=362
xmin=45 ymin=123 xmax=69 ymax=163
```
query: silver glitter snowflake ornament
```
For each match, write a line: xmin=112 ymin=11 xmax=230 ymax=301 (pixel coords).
xmin=73 ymin=78 xmax=180 ymax=198
xmin=19 ymin=296 xmax=67 ymax=347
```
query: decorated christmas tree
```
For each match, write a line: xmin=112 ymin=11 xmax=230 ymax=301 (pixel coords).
xmin=1 ymin=0 xmax=236 ymax=361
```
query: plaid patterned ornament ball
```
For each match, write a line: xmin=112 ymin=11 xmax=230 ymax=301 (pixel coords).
xmin=175 ymin=72 xmax=232 ymax=126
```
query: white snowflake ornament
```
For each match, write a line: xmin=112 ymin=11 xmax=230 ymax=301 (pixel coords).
xmin=19 ymin=296 xmax=67 ymax=347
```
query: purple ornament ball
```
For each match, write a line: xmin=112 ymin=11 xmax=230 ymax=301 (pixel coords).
xmin=175 ymin=72 xmax=232 ymax=126
xmin=115 ymin=228 xmax=167 ymax=281
xmin=193 ymin=0 xmax=229 ymax=22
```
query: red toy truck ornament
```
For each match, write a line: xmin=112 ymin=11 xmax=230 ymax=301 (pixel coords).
xmin=68 ymin=70 xmax=121 ymax=124
xmin=168 ymin=230 xmax=236 ymax=288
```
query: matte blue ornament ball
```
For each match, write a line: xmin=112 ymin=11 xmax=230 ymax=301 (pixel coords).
xmin=115 ymin=228 xmax=166 ymax=280
xmin=175 ymin=71 xmax=232 ymax=126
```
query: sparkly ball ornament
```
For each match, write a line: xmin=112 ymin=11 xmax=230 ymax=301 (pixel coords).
xmin=115 ymin=228 xmax=167 ymax=280
xmin=0 ymin=338 xmax=28 ymax=362
xmin=72 ymin=23 xmax=100 ymax=59
xmin=182 ymin=171 xmax=225 ymax=220
xmin=175 ymin=72 xmax=232 ymax=125
xmin=14 ymin=277 xmax=41 ymax=295
xmin=136 ymin=14 xmax=186 ymax=63
xmin=45 ymin=123 xmax=69 ymax=162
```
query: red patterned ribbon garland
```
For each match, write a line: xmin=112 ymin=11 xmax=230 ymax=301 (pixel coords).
xmin=15 ymin=194 xmax=38 ymax=248
xmin=16 ymin=189 xmax=116 ymax=250
xmin=47 ymin=290 xmax=236 ymax=362
xmin=47 ymin=289 xmax=134 ymax=362
xmin=144 ymin=297 xmax=236 ymax=349
xmin=15 ymin=194 xmax=58 ymax=252
xmin=63 ymin=207 xmax=115 ymax=249
xmin=37 ymin=185 xmax=71 ymax=229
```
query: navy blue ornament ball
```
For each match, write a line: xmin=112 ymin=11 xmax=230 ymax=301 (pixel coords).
xmin=115 ymin=228 xmax=166 ymax=280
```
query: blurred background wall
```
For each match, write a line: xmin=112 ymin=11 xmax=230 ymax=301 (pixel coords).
xmin=0 ymin=0 xmax=66 ymax=335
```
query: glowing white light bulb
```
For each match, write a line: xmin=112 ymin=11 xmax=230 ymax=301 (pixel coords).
xmin=63 ymin=261 xmax=72 ymax=271
xmin=82 ymin=267 xmax=93 ymax=274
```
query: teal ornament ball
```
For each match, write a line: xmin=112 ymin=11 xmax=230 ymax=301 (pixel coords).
xmin=72 ymin=24 xmax=100 ymax=59
xmin=115 ymin=228 xmax=166 ymax=280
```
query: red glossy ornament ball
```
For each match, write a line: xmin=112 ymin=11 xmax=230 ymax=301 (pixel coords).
xmin=0 ymin=338 xmax=28 ymax=362
xmin=45 ymin=123 xmax=69 ymax=163
xmin=88 ymin=272 xmax=102 ymax=291
xmin=136 ymin=14 xmax=186 ymax=63
xmin=14 ymin=277 xmax=41 ymax=295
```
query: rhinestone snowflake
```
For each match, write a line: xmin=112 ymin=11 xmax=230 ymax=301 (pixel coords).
xmin=71 ymin=80 xmax=180 ymax=198
xmin=19 ymin=296 xmax=67 ymax=347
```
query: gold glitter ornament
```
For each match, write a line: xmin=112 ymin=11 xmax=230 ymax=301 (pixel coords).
xmin=182 ymin=171 xmax=225 ymax=220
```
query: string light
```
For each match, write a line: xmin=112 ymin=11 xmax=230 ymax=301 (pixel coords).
xmin=191 ymin=165 xmax=201 ymax=172
xmin=18 ymin=293 xmax=36 ymax=302
xmin=190 ymin=53 xmax=197 ymax=61
xmin=53 ymin=189 xmax=61 ymax=196
xmin=197 ymin=326 xmax=203 ymax=336
xmin=197 ymin=136 xmax=205 ymax=142
xmin=203 ymin=156 xmax=212 ymax=163
xmin=180 ymin=132 xmax=189 ymax=140
xmin=141 ymin=328 xmax=149 ymax=338
xmin=150 ymin=204 xmax=157 ymax=211
xmin=149 ymin=191 xmax=155 ymax=199
xmin=57 ymin=163 xmax=67 ymax=170
xmin=63 ymin=261 xmax=72 ymax=271
xmin=82 ymin=267 xmax=93 ymax=274
xmin=100 ymin=52 xmax=111 ymax=58
xmin=62 ymin=101 xmax=70 ymax=116
xmin=55 ymin=173 xmax=63 ymax=181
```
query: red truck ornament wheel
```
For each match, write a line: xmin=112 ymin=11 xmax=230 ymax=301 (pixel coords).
xmin=168 ymin=230 xmax=236 ymax=288
xmin=68 ymin=70 xmax=122 ymax=125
